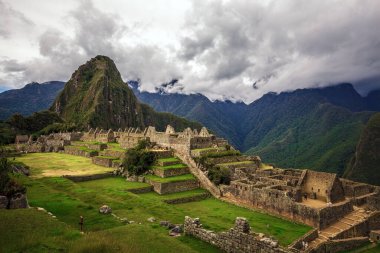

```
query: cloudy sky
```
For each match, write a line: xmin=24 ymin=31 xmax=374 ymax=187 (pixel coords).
xmin=1 ymin=0 xmax=380 ymax=102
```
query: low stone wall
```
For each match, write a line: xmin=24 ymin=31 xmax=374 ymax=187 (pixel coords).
xmin=147 ymin=179 xmax=200 ymax=194
xmin=319 ymin=200 xmax=353 ymax=229
xmin=87 ymin=143 xmax=107 ymax=151
xmin=312 ymin=237 xmax=368 ymax=253
xmin=128 ymin=186 xmax=153 ymax=194
xmin=158 ymin=159 xmax=180 ymax=166
xmin=9 ymin=193 xmax=28 ymax=209
xmin=289 ymin=228 xmax=319 ymax=250
xmin=92 ymin=156 xmax=116 ymax=167
xmin=190 ymin=148 xmax=219 ymax=157
xmin=64 ymin=146 xmax=98 ymax=158
xmin=101 ymin=149 xmax=125 ymax=159
xmin=151 ymin=150 xmax=173 ymax=158
xmin=164 ymin=192 xmax=211 ymax=204
xmin=153 ymin=167 xmax=189 ymax=178
xmin=184 ymin=216 xmax=288 ymax=253
xmin=63 ymin=172 xmax=114 ymax=182
xmin=0 ymin=195 xmax=8 ymax=209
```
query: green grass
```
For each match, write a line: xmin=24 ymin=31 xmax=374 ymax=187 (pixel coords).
xmin=191 ymin=147 xmax=219 ymax=152
xmin=2 ymin=153 xmax=313 ymax=252
xmin=14 ymin=153 xmax=113 ymax=177
xmin=97 ymin=155 xmax=120 ymax=160
xmin=153 ymin=163 xmax=188 ymax=170
xmin=217 ymin=161 xmax=254 ymax=166
xmin=78 ymin=177 xmax=150 ymax=191
xmin=157 ymin=157 xmax=180 ymax=163
xmin=106 ymin=142 xmax=126 ymax=151
xmin=139 ymin=189 xmax=208 ymax=201
xmin=146 ymin=174 xmax=196 ymax=183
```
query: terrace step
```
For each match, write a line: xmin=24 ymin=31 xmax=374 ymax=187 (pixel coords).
xmin=145 ymin=174 xmax=200 ymax=195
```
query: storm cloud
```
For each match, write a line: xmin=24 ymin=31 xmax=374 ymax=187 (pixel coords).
xmin=1 ymin=0 xmax=380 ymax=102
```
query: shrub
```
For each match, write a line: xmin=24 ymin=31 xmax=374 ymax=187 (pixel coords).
xmin=0 ymin=158 xmax=26 ymax=197
xmin=207 ymin=166 xmax=231 ymax=185
xmin=122 ymin=140 xmax=156 ymax=176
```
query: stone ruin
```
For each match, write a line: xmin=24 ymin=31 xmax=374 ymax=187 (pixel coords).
xmin=15 ymin=125 xmax=228 ymax=155
xmin=184 ymin=216 xmax=286 ymax=253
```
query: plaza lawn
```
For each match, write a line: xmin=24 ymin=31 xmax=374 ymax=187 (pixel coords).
xmin=14 ymin=153 xmax=113 ymax=177
xmin=4 ymin=153 xmax=312 ymax=252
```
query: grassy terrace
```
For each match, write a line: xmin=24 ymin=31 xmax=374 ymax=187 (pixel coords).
xmin=152 ymin=163 xmax=188 ymax=170
xmin=217 ymin=161 xmax=254 ymax=166
xmin=2 ymin=153 xmax=312 ymax=252
xmin=14 ymin=153 xmax=113 ymax=178
xmin=106 ymin=142 xmax=126 ymax=151
xmin=139 ymin=189 xmax=208 ymax=201
xmin=146 ymin=174 xmax=196 ymax=183
xmin=97 ymin=155 xmax=120 ymax=160
xmin=157 ymin=157 xmax=180 ymax=163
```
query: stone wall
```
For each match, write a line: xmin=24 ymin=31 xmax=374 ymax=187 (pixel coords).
xmin=153 ymin=167 xmax=189 ymax=178
xmin=147 ymin=179 xmax=200 ymax=194
xmin=64 ymin=146 xmax=98 ymax=157
xmin=63 ymin=172 xmax=114 ymax=182
xmin=289 ymin=229 xmax=319 ymax=250
xmin=163 ymin=192 xmax=210 ymax=204
xmin=311 ymin=237 xmax=368 ymax=253
xmin=128 ymin=186 xmax=153 ymax=194
xmin=0 ymin=195 xmax=8 ymax=209
xmin=318 ymin=200 xmax=353 ymax=229
xmin=184 ymin=216 xmax=289 ymax=253
xmin=101 ymin=149 xmax=125 ymax=159
xmin=92 ymin=156 xmax=115 ymax=167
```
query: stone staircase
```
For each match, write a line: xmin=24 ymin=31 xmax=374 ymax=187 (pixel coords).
xmin=306 ymin=207 xmax=369 ymax=251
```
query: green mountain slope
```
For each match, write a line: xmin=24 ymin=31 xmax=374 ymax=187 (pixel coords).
xmin=133 ymin=83 xmax=378 ymax=176
xmin=0 ymin=81 xmax=64 ymax=120
xmin=344 ymin=112 xmax=380 ymax=185
xmin=51 ymin=56 xmax=201 ymax=131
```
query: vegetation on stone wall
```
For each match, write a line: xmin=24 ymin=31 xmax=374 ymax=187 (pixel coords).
xmin=0 ymin=158 xmax=26 ymax=199
xmin=207 ymin=166 xmax=231 ymax=185
xmin=122 ymin=140 xmax=156 ymax=176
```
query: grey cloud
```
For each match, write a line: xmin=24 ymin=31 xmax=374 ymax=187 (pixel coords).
xmin=176 ymin=0 xmax=380 ymax=102
xmin=0 ymin=0 xmax=179 ymax=90
xmin=0 ymin=0 xmax=34 ymax=38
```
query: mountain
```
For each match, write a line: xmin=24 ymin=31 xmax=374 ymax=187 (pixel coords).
xmin=344 ymin=112 xmax=380 ymax=185
xmin=51 ymin=55 xmax=201 ymax=131
xmin=0 ymin=81 xmax=64 ymax=120
xmin=132 ymin=83 xmax=379 ymax=175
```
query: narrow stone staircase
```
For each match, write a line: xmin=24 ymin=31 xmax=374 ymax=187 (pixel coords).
xmin=306 ymin=207 xmax=369 ymax=251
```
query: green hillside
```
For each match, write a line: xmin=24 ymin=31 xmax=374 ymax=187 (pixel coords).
xmin=344 ymin=112 xmax=380 ymax=184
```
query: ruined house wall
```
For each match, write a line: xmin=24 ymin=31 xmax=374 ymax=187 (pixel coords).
xmin=318 ymin=200 xmax=353 ymax=229
xmin=301 ymin=171 xmax=342 ymax=202
xmin=328 ymin=176 xmax=345 ymax=203
xmin=228 ymin=181 xmax=320 ymax=227
xmin=184 ymin=216 xmax=288 ymax=253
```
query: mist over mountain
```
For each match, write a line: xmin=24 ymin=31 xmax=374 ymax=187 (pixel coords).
xmin=132 ymin=82 xmax=380 ymax=176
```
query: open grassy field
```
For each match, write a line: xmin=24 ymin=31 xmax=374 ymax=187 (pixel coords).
xmin=1 ymin=153 xmax=312 ymax=252
xmin=14 ymin=153 xmax=113 ymax=177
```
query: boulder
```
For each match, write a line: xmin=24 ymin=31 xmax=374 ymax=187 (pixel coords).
xmin=169 ymin=225 xmax=182 ymax=236
xmin=99 ymin=205 xmax=112 ymax=214
xmin=9 ymin=193 xmax=28 ymax=209
xmin=160 ymin=221 xmax=169 ymax=227
xmin=147 ymin=217 xmax=156 ymax=222
xmin=0 ymin=195 xmax=8 ymax=209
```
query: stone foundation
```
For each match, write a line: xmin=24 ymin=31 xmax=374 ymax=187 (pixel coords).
xmin=153 ymin=167 xmax=189 ymax=178
xmin=147 ymin=179 xmax=200 ymax=194
xmin=92 ymin=156 xmax=117 ymax=167
xmin=184 ymin=216 xmax=288 ymax=253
